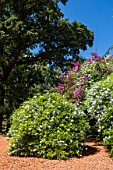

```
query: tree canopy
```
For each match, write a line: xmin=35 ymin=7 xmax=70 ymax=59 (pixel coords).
xmin=0 ymin=0 xmax=94 ymax=78
xmin=0 ymin=0 xmax=94 ymax=132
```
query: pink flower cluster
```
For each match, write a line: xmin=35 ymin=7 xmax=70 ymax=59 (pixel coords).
xmin=56 ymin=53 xmax=113 ymax=104
xmin=57 ymin=84 xmax=64 ymax=93
xmin=91 ymin=52 xmax=101 ymax=60
xmin=80 ymin=75 xmax=88 ymax=81
xmin=72 ymin=61 xmax=80 ymax=72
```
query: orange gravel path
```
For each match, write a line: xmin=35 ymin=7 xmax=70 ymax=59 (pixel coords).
xmin=0 ymin=135 xmax=113 ymax=170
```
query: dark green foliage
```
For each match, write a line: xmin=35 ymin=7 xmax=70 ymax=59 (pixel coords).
xmin=0 ymin=0 xmax=94 ymax=132
xmin=2 ymin=62 xmax=61 ymax=132
xmin=0 ymin=0 xmax=94 ymax=71
xmin=5 ymin=62 xmax=61 ymax=107
xmin=8 ymin=92 xmax=89 ymax=159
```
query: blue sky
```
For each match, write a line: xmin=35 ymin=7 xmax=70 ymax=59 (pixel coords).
xmin=59 ymin=0 xmax=113 ymax=58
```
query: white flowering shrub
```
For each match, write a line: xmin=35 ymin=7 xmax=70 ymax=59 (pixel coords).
xmin=102 ymin=125 xmax=113 ymax=157
xmin=102 ymin=88 xmax=113 ymax=157
xmin=84 ymin=74 xmax=113 ymax=138
xmin=8 ymin=92 xmax=89 ymax=159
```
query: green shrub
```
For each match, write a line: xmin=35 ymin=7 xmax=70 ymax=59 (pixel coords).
xmin=84 ymin=73 xmax=113 ymax=138
xmin=102 ymin=101 xmax=113 ymax=157
xmin=102 ymin=128 xmax=113 ymax=157
xmin=8 ymin=92 xmax=89 ymax=159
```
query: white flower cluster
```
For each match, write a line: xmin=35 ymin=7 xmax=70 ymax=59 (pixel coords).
xmin=85 ymin=75 xmax=113 ymax=130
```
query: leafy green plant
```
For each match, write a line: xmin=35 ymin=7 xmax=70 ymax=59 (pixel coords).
xmin=84 ymin=73 xmax=113 ymax=138
xmin=8 ymin=92 xmax=89 ymax=159
xmin=102 ymin=128 xmax=113 ymax=157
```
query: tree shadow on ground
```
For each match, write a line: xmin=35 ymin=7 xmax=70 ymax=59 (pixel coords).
xmin=81 ymin=137 xmax=112 ymax=158
xmin=82 ymin=138 xmax=100 ymax=157
xmin=82 ymin=145 xmax=99 ymax=157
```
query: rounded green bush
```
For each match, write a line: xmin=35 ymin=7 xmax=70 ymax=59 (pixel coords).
xmin=8 ymin=92 xmax=89 ymax=159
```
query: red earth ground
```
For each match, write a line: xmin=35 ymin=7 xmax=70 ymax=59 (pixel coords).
xmin=0 ymin=135 xmax=113 ymax=170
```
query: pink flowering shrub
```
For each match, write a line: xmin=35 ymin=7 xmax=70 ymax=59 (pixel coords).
xmin=55 ymin=53 xmax=113 ymax=104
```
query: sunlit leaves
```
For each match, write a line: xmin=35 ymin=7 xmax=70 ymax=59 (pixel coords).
xmin=8 ymin=92 xmax=89 ymax=159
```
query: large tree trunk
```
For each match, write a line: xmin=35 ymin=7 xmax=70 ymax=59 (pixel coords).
xmin=0 ymin=82 xmax=5 ymax=133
